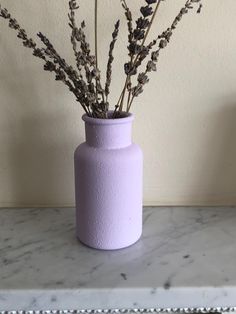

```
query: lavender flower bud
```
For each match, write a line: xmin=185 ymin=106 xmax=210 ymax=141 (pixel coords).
xmin=140 ymin=6 xmax=153 ymax=18
xmin=44 ymin=61 xmax=56 ymax=72
xmin=151 ymin=51 xmax=159 ymax=61
xmin=138 ymin=73 xmax=149 ymax=85
xmin=146 ymin=60 xmax=157 ymax=72
xmin=145 ymin=0 xmax=157 ymax=4
xmin=124 ymin=62 xmax=137 ymax=76
xmin=159 ymin=39 xmax=167 ymax=49
xmin=132 ymin=84 xmax=143 ymax=97
xmin=136 ymin=17 xmax=149 ymax=29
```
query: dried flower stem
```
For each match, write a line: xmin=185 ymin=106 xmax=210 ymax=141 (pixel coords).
xmin=68 ymin=1 xmax=83 ymax=77
xmin=118 ymin=0 xmax=162 ymax=114
xmin=105 ymin=20 xmax=120 ymax=105
xmin=95 ymin=0 xmax=98 ymax=69
xmin=121 ymin=0 xmax=133 ymax=43
xmin=95 ymin=0 xmax=99 ymax=104
xmin=68 ymin=0 xmax=107 ymax=118
xmin=37 ymin=32 xmax=81 ymax=94
xmin=141 ymin=0 xmax=162 ymax=49
xmin=124 ymin=0 xmax=162 ymax=112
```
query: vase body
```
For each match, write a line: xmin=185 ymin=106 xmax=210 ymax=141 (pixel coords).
xmin=74 ymin=113 xmax=143 ymax=250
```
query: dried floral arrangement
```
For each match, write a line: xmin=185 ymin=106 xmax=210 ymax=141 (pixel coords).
xmin=0 ymin=0 xmax=203 ymax=119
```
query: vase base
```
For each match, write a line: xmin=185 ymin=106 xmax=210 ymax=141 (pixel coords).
xmin=76 ymin=233 xmax=142 ymax=251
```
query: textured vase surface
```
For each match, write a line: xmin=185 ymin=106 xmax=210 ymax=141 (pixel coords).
xmin=74 ymin=113 xmax=143 ymax=250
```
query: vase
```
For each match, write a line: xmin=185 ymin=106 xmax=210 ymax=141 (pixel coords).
xmin=74 ymin=112 xmax=143 ymax=250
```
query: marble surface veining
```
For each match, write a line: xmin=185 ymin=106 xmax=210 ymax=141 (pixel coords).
xmin=0 ymin=207 xmax=236 ymax=311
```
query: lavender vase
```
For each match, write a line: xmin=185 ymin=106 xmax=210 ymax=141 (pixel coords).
xmin=74 ymin=112 xmax=143 ymax=250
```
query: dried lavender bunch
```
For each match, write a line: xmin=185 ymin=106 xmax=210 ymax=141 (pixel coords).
xmin=126 ymin=0 xmax=203 ymax=112
xmin=0 ymin=1 xmax=108 ymax=118
xmin=68 ymin=0 xmax=107 ymax=118
xmin=116 ymin=0 xmax=163 ymax=115
xmin=0 ymin=5 xmax=93 ymax=115
xmin=0 ymin=0 xmax=203 ymax=119
xmin=115 ymin=0 xmax=203 ymax=116
xmin=0 ymin=4 xmax=95 ymax=115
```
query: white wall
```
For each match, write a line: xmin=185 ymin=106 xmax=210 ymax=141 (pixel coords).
xmin=0 ymin=0 xmax=236 ymax=207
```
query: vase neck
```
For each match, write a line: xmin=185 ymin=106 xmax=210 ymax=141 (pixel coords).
xmin=83 ymin=114 xmax=134 ymax=149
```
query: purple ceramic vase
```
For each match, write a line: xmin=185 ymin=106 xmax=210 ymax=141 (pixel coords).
xmin=74 ymin=112 xmax=143 ymax=250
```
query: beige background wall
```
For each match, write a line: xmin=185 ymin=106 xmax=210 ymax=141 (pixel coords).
xmin=0 ymin=0 xmax=236 ymax=207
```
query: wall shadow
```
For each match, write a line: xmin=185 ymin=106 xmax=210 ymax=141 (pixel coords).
xmin=188 ymin=101 xmax=236 ymax=205
xmin=1 ymin=43 xmax=82 ymax=208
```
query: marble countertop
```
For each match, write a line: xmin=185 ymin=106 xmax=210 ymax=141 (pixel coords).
xmin=1 ymin=207 xmax=236 ymax=312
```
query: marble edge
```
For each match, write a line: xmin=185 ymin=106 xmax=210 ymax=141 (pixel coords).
xmin=1 ymin=287 xmax=236 ymax=312
xmin=0 ymin=308 xmax=236 ymax=314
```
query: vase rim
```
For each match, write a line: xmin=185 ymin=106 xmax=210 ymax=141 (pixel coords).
xmin=82 ymin=111 xmax=134 ymax=125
